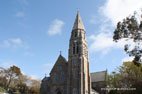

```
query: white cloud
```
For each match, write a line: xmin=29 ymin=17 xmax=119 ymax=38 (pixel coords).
xmin=89 ymin=15 xmax=99 ymax=24
xmin=89 ymin=0 xmax=142 ymax=55
xmin=88 ymin=20 xmax=125 ymax=55
xmin=47 ymin=19 xmax=65 ymax=36
xmin=30 ymin=75 xmax=40 ymax=80
xmin=0 ymin=38 xmax=24 ymax=49
xmin=16 ymin=11 xmax=25 ymax=18
xmin=121 ymin=56 xmax=134 ymax=62
xmin=89 ymin=32 xmax=114 ymax=54
xmin=100 ymin=0 xmax=142 ymax=25
xmin=89 ymin=31 xmax=135 ymax=55
xmin=15 ymin=0 xmax=28 ymax=18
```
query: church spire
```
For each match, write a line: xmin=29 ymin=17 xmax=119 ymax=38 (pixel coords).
xmin=67 ymin=12 xmax=91 ymax=94
xmin=72 ymin=11 xmax=85 ymax=30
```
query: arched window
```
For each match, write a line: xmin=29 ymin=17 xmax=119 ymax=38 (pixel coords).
xmin=73 ymin=42 xmax=75 ymax=54
xmin=73 ymin=42 xmax=80 ymax=55
xmin=76 ymin=42 xmax=79 ymax=54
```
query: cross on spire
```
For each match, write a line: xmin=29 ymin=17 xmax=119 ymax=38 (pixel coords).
xmin=60 ymin=51 xmax=62 ymax=55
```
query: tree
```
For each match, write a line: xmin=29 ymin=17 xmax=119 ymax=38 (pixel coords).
xmin=16 ymin=83 xmax=28 ymax=94
xmin=113 ymin=10 xmax=142 ymax=66
xmin=0 ymin=87 xmax=6 ymax=93
xmin=28 ymin=79 xmax=40 ymax=94
xmin=108 ymin=61 xmax=142 ymax=94
xmin=0 ymin=66 xmax=41 ymax=94
xmin=0 ymin=67 xmax=7 ymax=89
xmin=6 ymin=65 xmax=22 ymax=90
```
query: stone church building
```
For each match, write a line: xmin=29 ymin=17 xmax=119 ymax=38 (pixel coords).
xmin=40 ymin=12 xmax=107 ymax=94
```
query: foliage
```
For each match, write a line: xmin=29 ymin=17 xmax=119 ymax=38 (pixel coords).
xmin=0 ymin=87 xmax=6 ymax=93
xmin=113 ymin=11 xmax=142 ymax=65
xmin=0 ymin=66 xmax=41 ymax=94
xmin=6 ymin=65 xmax=22 ymax=89
xmin=108 ymin=61 xmax=142 ymax=94
xmin=28 ymin=79 xmax=40 ymax=94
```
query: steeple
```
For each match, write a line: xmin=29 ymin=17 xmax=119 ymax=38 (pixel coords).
xmin=67 ymin=12 xmax=91 ymax=94
xmin=72 ymin=11 xmax=85 ymax=30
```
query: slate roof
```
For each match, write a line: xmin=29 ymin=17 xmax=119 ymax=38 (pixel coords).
xmin=91 ymin=70 xmax=107 ymax=82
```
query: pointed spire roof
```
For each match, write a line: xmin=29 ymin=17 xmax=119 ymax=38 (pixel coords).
xmin=72 ymin=11 xmax=85 ymax=30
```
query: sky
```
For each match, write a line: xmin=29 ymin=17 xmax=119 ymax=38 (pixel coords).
xmin=0 ymin=0 xmax=142 ymax=80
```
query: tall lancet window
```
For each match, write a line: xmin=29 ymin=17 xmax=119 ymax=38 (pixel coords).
xmin=76 ymin=42 xmax=79 ymax=54
xmin=73 ymin=41 xmax=79 ymax=55
xmin=73 ymin=42 xmax=75 ymax=54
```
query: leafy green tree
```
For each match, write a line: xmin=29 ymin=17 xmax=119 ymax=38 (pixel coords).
xmin=108 ymin=61 xmax=142 ymax=94
xmin=0 ymin=87 xmax=6 ymax=93
xmin=113 ymin=11 xmax=142 ymax=66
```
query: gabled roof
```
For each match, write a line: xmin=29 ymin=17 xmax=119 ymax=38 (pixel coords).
xmin=56 ymin=54 xmax=67 ymax=63
xmin=72 ymin=11 xmax=85 ymax=30
xmin=50 ymin=54 xmax=67 ymax=74
xmin=91 ymin=70 xmax=107 ymax=82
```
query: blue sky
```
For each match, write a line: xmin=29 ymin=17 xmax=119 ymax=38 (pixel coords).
xmin=0 ymin=0 xmax=142 ymax=79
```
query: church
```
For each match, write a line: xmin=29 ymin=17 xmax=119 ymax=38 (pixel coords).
xmin=40 ymin=12 xmax=107 ymax=94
